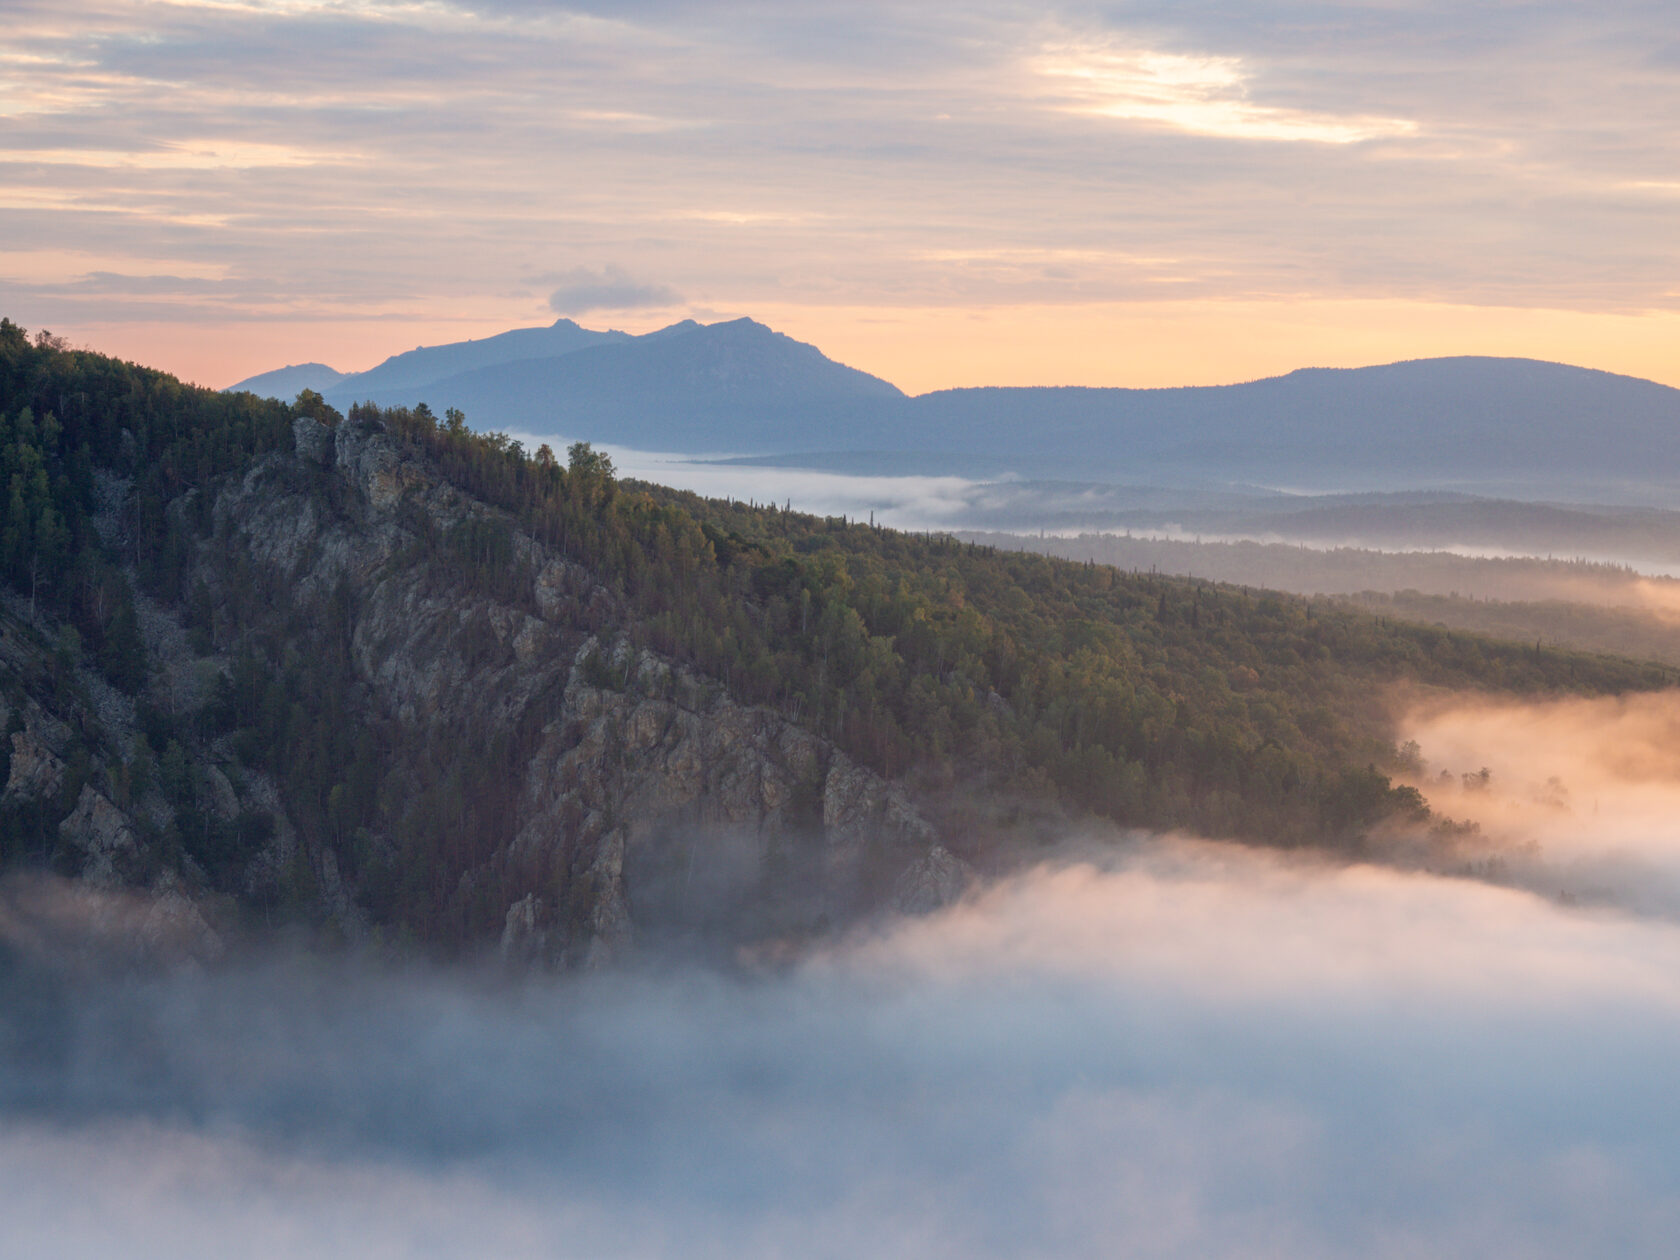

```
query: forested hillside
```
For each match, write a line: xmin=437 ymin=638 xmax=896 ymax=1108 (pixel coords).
xmin=968 ymin=530 xmax=1680 ymax=669
xmin=377 ymin=403 xmax=1665 ymax=846
xmin=0 ymin=318 xmax=1669 ymax=952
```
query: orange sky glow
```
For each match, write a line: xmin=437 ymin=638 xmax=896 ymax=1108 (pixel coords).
xmin=5 ymin=2 xmax=1679 ymax=396
xmin=68 ymin=299 xmax=1680 ymax=398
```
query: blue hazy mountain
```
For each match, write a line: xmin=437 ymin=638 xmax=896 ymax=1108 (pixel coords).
xmin=330 ymin=317 xmax=632 ymax=398
xmin=226 ymin=362 xmax=347 ymax=397
xmin=335 ymin=316 xmax=906 ymax=451
xmin=871 ymin=358 xmax=1680 ymax=494
xmin=233 ymin=319 xmax=1680 ymax=497
xmin=226 ymin=318 xmax=630 ymax=399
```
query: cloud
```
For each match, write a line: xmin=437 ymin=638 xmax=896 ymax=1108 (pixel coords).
xmin=8 ymin=824 xmax=1680 ymax=1257
xmin=1034 ymin=41 xmax=1419 ymax=145
xmin=1394 ymin=689 xmax=1680 ymax=920
xmin=505 ymin=431 xmax=984 ymax=525
xmin=545 ymin=265 xmax=682 ymax=316
xmin=0 ymin=141 xmax=358 ymax=170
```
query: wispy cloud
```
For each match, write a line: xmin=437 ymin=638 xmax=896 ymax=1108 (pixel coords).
xmin=0 ymin=141 xmax=360 ymax=169
xmin=1034 ymin=41 xmax=1419 ymax=144
xmin=544 ymin=264 xmax=681 ymax=316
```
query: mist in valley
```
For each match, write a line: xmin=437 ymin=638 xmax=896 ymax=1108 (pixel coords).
xmin=1387 ymin=690 xmax=1680 ymax=918
xmin=12 ymin=685 xmax=1680 ymax=1259
xmin=521 ymin=434 xmax=1680 ymax=672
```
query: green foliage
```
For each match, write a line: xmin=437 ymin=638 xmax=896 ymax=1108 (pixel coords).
xmin=567 ymin=440 xmax=615 ymax=482
xmin=0 ymin=321 xmax=298 ymax=896
xmin=0 ymin=317 xmax=296 ymax=695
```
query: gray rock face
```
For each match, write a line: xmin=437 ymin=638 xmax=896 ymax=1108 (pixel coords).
xmin=500 ymin=892 xmax=548 ymax=965
xmin=59 ymin=785 xmax=139 ymax=889
xmin=0 ymin=872 xmax=223 ymax=971
xmin=292 ymin=415 xmax=336 ymax=466
xmin=208 ymin=416 xmax=948 ymax=964
xmin=497 ymin=636 xmax=935 ymax=963
xmin=893 ymin=845 xmax=973 ymax=915
xmin=5 ymin=729 xmax=64 ymax=802
xmin=133 ymin=871 xmax=226 ymax=965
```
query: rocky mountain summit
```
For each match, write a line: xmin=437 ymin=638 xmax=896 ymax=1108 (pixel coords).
xmin=2 ymin=409 xmax=962 ymax=966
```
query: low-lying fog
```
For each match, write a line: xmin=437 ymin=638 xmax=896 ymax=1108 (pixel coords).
xmin=513 ymin=434 xmax=985 ymax=533
xmin=1396 ymin=689 xmax=1680 ymax=919
xmin=513 ymin=434 xmax=1680 ymax=583
xmin=12 ymin=686 xmax=1680 ymax=1259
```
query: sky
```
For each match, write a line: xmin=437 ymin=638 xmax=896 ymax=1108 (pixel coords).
xmin=2 ymin=1 xmax=1679 ymax=392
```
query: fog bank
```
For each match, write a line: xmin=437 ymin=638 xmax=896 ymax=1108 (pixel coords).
xmin=1400 ymin=689 xmax=1680 ymax=919
xmin=6 ymin=833 xmax=1680 ymax=1258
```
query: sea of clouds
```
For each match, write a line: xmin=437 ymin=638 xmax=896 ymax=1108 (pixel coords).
xmin=4 ymin=856 xmax=1680 ymax=1257
xmin=8 ymin=691 xmax=1680 ymax=1257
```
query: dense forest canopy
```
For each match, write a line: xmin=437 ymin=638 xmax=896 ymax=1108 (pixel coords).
xmin=351 ymin=390 xmax=1670 ymax=852
xmin=0 ymin=317 xmax=1670 ymax=942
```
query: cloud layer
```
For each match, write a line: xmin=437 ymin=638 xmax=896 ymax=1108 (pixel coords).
xmin=1397 ymin=690 xmax=1680 ymax=920
xmin=7 ymin=824 xmax=1680 ymax=1257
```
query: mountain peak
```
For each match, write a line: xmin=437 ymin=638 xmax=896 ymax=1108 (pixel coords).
xmin=226 ymin=362 xmax=346 ymax=396
xmin=643 ymin=318 xmax=703 ymax=340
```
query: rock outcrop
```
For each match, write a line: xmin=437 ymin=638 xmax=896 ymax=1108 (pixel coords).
xmin=893 ymin=845 xmax=973 ymax=915
xmin=495 ymin=636 xmax=937 ymax=963
xmin=58 ymin=785 xmax=138 ymax=889
xmin=202 ymin=415 xmax=949 ymax=961
xmin=4 ymin=728 xmax=64 ymax=803
xmin=0 ymin=411 xmax=951 ymax=965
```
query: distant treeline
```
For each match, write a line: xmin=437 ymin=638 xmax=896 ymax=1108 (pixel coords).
xmin=964 ymin=529 xmax=1680 ymax=674
xmin=960 ymin=530 xmax=1672 ymax=604
xmin=1340 ymin=591 xmax=1680 ymax=671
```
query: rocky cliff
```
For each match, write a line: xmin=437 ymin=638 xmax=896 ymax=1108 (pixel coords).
xmin=1 ymin=412 xmax=963 ymax=965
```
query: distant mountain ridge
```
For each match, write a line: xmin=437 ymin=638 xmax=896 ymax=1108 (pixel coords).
xmin=231 ymin=315 xmax=904 ymax=452
xmin=230 ymin=321 xmax=1680 ymax=496
xmin=886 ymin=358 xmax=1680 ymax=489
xmin=229 ymin=362 xmax=347 ymax=398
xmin=350 ymin=317 xmax=905 ymax=452
xmin=335 ymin=317 xmax=632 ymax=396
